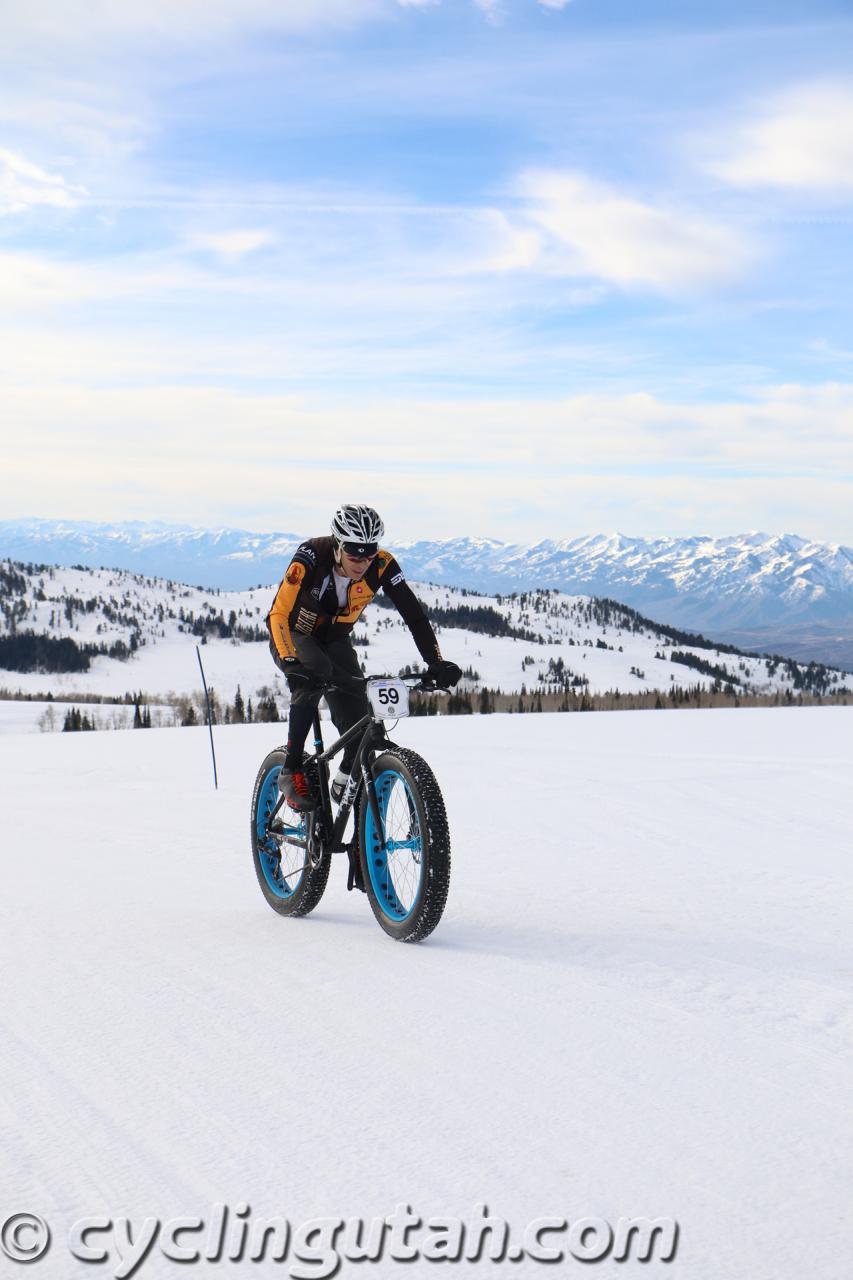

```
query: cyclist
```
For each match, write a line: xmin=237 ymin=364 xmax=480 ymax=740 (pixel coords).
xmin=266 ymin=503 xmax=462 ymax=810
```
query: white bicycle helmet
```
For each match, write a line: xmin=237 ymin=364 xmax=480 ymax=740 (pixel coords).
xmin=331 ymin=504 xmax=385 ymax=557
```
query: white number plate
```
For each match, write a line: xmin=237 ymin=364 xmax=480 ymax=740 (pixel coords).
xmin=367 ymin=679 xmax=410 ymax=719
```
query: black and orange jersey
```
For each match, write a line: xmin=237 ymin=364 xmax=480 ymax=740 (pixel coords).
xmin=266 ymin=536 xmax=441 ymax=666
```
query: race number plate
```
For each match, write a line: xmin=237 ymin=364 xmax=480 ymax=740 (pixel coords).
xmin=367 ymin=679 xmax=410 ymax=719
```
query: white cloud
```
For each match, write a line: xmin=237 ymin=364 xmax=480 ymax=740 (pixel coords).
xmin=191 ymin=229 xmax=277 ymax=258
xmin=0 ymin=0 xmax=568 ymax=54
xmin=2 ymin=382 xmax=852 ymax=541
xmin=0 ymin=250 xmax=227 ymax=310
xmin=0 ymin=86 xmax=150 ymax=164
xmin=507 ymin=170 xmax=752 ymax=291
xmin=0 ymin=253 xmax=94 ymax=306
xmin=471 ymin=0 xmax=572 ymax=17
xmin=455 ymin=211 xmax=543 ymax=273
xmin=0 ymin=0 xmax=387 ymax=51
xmin=0 ymin=147 xmax=86 ymax=214
xmin=473 ymin=0 xmax=504 ymax=22
xmin=705 ymin=82 xmax=853 ymax=191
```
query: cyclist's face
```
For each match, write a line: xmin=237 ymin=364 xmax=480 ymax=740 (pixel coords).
xmin=338 ymin=548 xmax=376 ymax=579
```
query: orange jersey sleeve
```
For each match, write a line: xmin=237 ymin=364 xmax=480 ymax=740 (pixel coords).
xmin=266 ymin=561 xmax=306 ymax=660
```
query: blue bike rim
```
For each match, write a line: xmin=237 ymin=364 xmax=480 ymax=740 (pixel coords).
xmin=363 ymin=768 xmax=424 ymax=921
xmin=256 ymin=764 xmax=306 ymax=899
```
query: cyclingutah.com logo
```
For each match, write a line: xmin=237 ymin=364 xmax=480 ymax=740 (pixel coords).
xmin=1 ymin=1203 xmax=679 ymax=1276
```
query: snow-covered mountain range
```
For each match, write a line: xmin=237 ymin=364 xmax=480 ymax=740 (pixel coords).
xmin=2 ymin=519 xmax=853 ymax=667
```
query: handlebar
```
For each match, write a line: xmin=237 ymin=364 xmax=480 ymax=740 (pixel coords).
xmin=400 ymin=674 xmax=451 ymax=693
xmin=285 ymin=669 xmax=452 ymax=695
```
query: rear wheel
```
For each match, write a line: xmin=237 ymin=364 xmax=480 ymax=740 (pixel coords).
xmin=358 ymin=746 xmax=450 ymax=942
xmin=250 ymin=750 xmax=330 ymax=916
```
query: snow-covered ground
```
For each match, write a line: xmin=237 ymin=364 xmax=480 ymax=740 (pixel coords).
xmin=0 ymin=699 xmax=59 ymax=734
xmin=2 ymin=707 xmax=851 ymax=1278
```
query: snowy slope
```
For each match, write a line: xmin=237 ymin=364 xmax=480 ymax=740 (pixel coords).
xmin=2 ymin=562 xmax=852 ymax=729
xmin=1 ymin=708 xmax=852 ymax=1278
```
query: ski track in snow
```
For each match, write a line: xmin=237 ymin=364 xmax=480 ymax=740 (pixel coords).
xmin=1 ymin=707 xmax=852 ymax=1279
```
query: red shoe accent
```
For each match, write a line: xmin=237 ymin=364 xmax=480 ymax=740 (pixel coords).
xmin=282 ymin=768 xmax=313 ymax=811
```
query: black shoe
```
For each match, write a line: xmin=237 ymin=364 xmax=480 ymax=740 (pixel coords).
xmin=279 ymin=768 xmax=314 ymax=811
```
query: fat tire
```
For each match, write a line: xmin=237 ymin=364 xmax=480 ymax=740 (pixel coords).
xmin=250 ymin=749 xmax=331 ymax=917
xmin=358 ymin=746 xmax=450 ymax=943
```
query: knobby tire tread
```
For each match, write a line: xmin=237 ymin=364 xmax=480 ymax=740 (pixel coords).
xmin=250 ymin=749 xmax=331 ymax=917
xmin=359 ymin=745 xmax=451 ymax=943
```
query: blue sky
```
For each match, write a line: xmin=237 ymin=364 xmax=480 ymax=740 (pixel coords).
xmin=1 ymin=0 xmax=852 ymax=543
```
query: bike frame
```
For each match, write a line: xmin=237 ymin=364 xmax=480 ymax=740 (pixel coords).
xmin=269 ymin=687 xmax=404 ymax=860
xmin=266 ymin=673 xmax=447 ymax=880
xmin=307 ymin=707 xmax=388 ymax=855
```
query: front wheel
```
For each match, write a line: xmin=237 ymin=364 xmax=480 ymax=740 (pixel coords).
xmin=250 ymin=750 xmax=330 ymax=916
xmin=358 ymin=746 xmax=451 ymax=942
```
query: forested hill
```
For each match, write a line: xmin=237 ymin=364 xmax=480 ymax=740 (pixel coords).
xmin=2 ymin=561 xmax=852 ymax=716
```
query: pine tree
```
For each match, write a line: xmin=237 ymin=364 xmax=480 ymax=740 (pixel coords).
xmin=256 ymin=694 xmax=279 ymax=723
xmin=232 ymin=686 xmax=245 ymax=723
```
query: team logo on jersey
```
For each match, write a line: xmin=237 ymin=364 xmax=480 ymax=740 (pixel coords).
xmin=295 ymin=608 xmax=318 ymax=634
xmin=390 ymin=571 xmax=404 ymax=586
xmin=287 ymin=564 xmax=304 ymax=585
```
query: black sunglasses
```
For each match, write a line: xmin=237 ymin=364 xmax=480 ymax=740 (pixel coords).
xmin=340 ymin=542 xmax=378 ymax=560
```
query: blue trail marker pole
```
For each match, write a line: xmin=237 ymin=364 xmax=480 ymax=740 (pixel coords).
xmin=196 ymin=645 xmax=219 ymax=790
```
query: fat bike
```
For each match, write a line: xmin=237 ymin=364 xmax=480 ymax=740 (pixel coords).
xmin=250 ymin=673 xmax=451 ymax=943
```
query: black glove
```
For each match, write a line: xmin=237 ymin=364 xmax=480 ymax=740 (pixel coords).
xmin=427 ymin=659 xmax=462 ymax=688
